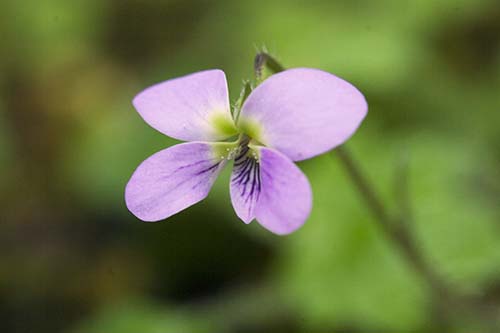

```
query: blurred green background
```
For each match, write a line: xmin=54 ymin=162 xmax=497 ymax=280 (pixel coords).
xmin=1 ymin=0 xmax=500 ymax=332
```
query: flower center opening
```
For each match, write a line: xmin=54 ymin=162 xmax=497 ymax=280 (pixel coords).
xmin=212 ymin=135 xmax=260 ymax=162
xmin=234 ymin=135 xmax=260 ymax=163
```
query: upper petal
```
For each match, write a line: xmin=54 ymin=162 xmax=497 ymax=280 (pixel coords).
xmin=239 ymin=68 xmax=367 ymax=161
xmin=254 ymin=147 xmax=312 ymax=235
xmin=125 ymin=142 xmax=226 ymax=221
xmin=133 ymin=69 xmax=237 ymax=142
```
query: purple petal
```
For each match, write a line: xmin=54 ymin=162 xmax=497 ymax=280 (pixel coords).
xmin=133 ymin=69 xmax=236 ymax=142
xmin=254 ymin=147 xmax=312 ymax=235
xmin=125 ymin=142 xmax=225 ymax=221
xmin=239 ymin=68 xmax=367 ymax=161
xmin=230 ymin=145 xmax=261 ymax=223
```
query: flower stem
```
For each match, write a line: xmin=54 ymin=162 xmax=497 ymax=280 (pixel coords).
xmin=334 ymin=146 xmax=450 ymax=296
xmin=234 ymin=80 xmax=252 ymax=123
xmin=333 ymin=146 xmax=500 ymax=330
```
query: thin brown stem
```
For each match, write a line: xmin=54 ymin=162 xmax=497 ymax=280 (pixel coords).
xmin=334 ymin=146 xmax=450 ymax=298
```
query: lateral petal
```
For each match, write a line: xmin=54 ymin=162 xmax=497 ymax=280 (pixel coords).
xmin=125 ymin=142 xmax=226 ymax=221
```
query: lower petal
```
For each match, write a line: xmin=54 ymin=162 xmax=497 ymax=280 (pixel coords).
xmin=255 ymin=147 xmax=312 ymax=235
xmin=125 ymin=142 xmax=226 ymax=221
xmin=230 ymin=145 xmax=261 ymax=223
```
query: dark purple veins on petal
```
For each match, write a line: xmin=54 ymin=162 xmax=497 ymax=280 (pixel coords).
xmin=164 ymin=159 xmax=222 ymax=195
xmin=231 ymin=147 xmax=261 ymax=212
xmin=193 ymin=163 xmax=221 ymax=176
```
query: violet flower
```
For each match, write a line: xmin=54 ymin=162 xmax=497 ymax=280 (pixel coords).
xmin=125 ymin=68 xmax=367 ymax=234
